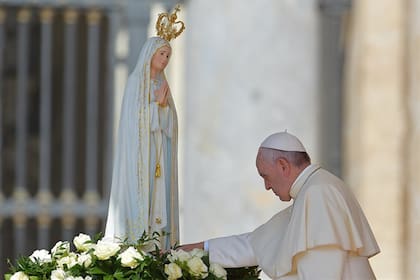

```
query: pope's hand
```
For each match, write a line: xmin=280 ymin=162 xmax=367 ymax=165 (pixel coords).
xmin=177 ymin=242 xmax=204 ymax=252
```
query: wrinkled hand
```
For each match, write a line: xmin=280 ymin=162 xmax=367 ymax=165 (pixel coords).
xmin=154 ymin=80 xmax=169 ymax=107
xmin=177 ymin=242 xmax=204 ymax=252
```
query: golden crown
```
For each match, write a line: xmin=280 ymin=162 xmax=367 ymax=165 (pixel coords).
xmin=155 ymin=5 xmax=185 ymax=42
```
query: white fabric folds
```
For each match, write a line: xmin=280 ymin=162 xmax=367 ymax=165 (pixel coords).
xmin=248 ymin=165 xmax=380 ymax=279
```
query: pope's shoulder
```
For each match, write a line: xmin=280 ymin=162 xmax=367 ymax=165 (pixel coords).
xmin=304 ymin=168 xmax=347 ymax=191
xmin=299 ymin=168 xmax=354 ymax=202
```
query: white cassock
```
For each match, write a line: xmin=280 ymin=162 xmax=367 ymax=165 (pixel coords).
xmin=208 ymin=164 xmax=380 ymax=280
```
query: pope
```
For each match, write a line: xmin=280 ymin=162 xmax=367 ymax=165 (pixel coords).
xmin=180 ymin=131 xmax=380 ymax=279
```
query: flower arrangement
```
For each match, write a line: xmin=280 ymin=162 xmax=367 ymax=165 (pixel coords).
xmin=5 ymin=232 xmax=260 ymax=280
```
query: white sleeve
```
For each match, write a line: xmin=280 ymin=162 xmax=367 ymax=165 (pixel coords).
xmin=208 ymin=233 xmax=257 ymax=268
xmin=296 ymin=246 xmax=346 ymax=280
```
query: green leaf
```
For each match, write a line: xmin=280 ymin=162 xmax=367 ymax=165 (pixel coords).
xmin=87 ymin=266 xmax=108 ymax=275
xmin=113 ymin=271 xmax=125 ymax=280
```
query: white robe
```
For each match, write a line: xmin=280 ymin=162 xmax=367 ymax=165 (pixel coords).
xmin=209 ymin=164 xmax=380 ymax=279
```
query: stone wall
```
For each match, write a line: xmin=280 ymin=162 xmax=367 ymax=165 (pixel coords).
xmin=180 ymin=0 xmax=319 ymax=248
xmin=343 ymin=0 xmax=420 ymax=278
xmin=406 ymin=0 xmax=420 ymax=278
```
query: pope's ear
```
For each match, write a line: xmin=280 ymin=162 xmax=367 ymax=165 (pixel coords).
xmin=276 ymin=157 xmax=290 ymax=174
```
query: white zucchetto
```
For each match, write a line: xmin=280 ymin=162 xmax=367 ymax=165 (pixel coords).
xmin=260 ymin=131 xmax=306 ymax=152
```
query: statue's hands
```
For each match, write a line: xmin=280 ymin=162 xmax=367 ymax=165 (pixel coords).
xmin=155 ymin=80 xmax=169 ymax=107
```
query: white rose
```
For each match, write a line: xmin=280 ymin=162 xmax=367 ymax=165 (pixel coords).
xmin=190 ymin=248 xmax=206 ymax=259
xmin=77 ymin=252 xmax=92 ymax=268
xmin=187 ymin=257 xmax=208 ymax=278
xmin=84 ymin=277 xmax=92 ymax=280
xmin=73 ymin=233 xmax=93 ymax=252
xmin=57 ymin=253 xmax=78 ymax=269
xmin=93 ymin=239 xmax=121 ymax=260
xmin=118 ymin=247 xmax=143 ymax=269
xmin=164 ymin=262 xmax=183 ymax=280
xmin=10 ymin=271 xmax=29 ymax=280
xmin=50 ymin=269 xmax=67 ymax=280
xmin=168 ymin=249 xmax=191 ymax=262
xmin=51 ymin=241 xmax=70 ymax=258
xmin=29 ymin=249 xmax=52 ymax=264
xmin=210 ymin=263 xmax=227 ymax=280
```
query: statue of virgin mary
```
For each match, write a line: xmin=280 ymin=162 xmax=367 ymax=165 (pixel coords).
xmin=105 ymin=7 xmax=185 ymax=249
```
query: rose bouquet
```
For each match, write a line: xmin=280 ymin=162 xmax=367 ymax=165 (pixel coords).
xmin=5 ymin=232 xmax=260 ymax=280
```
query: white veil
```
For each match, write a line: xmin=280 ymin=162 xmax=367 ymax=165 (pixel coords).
xmin=105 ymin=37 xmax=179 ymax=245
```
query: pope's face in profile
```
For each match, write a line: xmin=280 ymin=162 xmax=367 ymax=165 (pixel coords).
xmin=151 ymin=45 xmax=172 ymax=73
xmin=256 ymin=151 xmax=292 ymax=201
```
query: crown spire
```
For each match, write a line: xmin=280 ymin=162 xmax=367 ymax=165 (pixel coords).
xmin=155 ymin=5 xmax=185 ymax=42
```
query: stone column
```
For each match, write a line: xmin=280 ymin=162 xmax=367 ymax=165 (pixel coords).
xmin=0 ymin=7 xmax=3 ymax=261
xmin=103 ymin=8 xmax=118 ymax=200
xmin=38 ymin=7 xmax=54 ymax=249
xmin=317 ymin=0 xmax=350 ymax=177
xmin=125 ymin=0 xmax=150 ymax=72
xmin=15 ymin=8 xmax=30 ymax=195
xmin=84 ymin=9 xmax=102 ymax=236
xmin=0 ymin=8 xmax=5 ymax=204
xmin=343 ymin=0 xmax=406 ymax=278
xmin=14 ymin=8 xmax=31 ymax=255
xmin=406 ymin=0 xmax=420 ymax=278
xmin=61 ymin=8 xmax=79 ymax=242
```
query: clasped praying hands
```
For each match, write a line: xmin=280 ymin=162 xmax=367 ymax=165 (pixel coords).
xmin=154 ymin=80 xmax=170 ymax=107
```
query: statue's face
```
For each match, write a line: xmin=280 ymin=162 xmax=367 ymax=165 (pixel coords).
xmin=151 ymin=45 xmax=172 ymax=73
